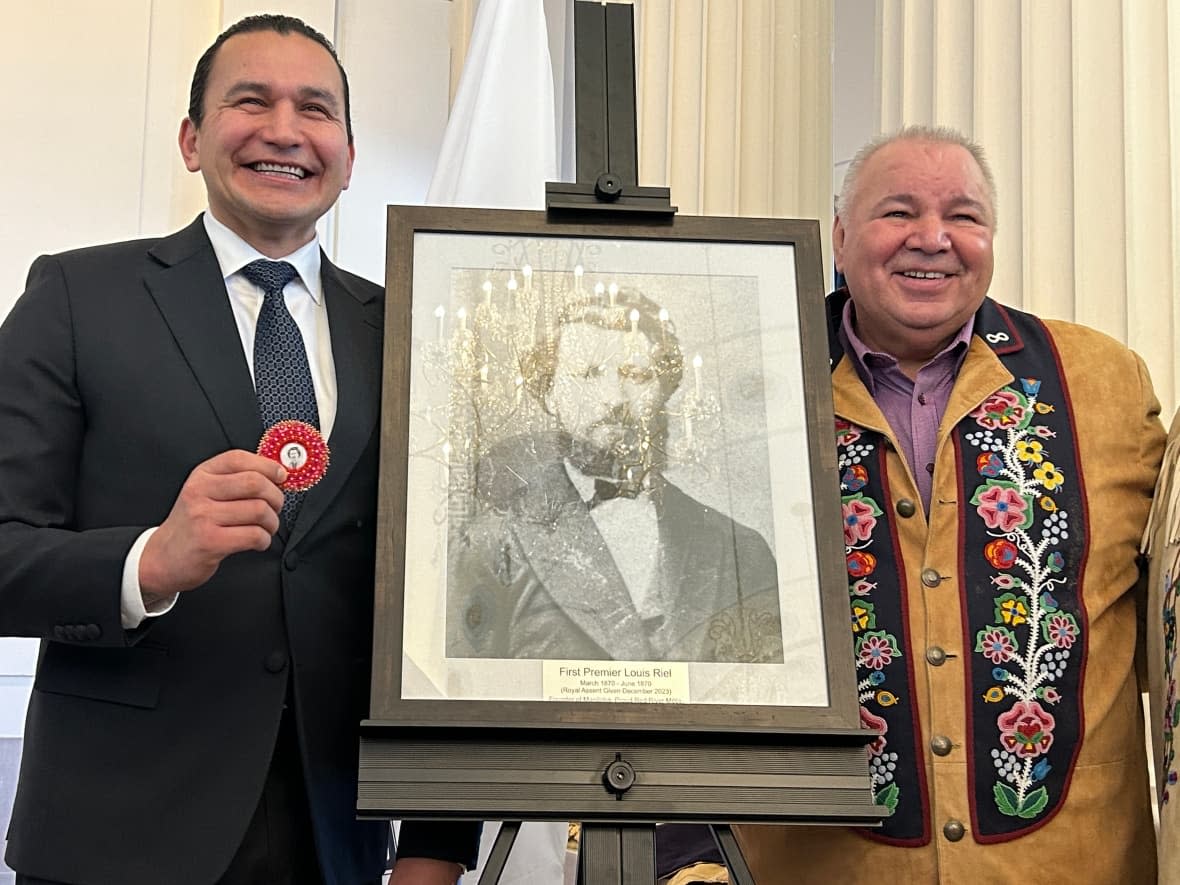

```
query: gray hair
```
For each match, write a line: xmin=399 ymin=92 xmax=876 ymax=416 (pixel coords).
xmin=836 ymin=125 xmax=997 ymax=226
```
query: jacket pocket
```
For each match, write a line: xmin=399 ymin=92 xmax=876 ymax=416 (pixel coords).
xmin=33 ymin=641 xmax=165 ymax=709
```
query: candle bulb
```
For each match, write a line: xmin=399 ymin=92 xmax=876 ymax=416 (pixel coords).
xmin=658 ymin=308 xmax=669 ymax=345
xmin=629 ymin=308 xmax=640 ymax=348
xmin=522 ymin=264 xmax=533 ymax=293
xmin=481 ymin=279 xmax=492 ymax=308
xmin=574 ymin=264 xmax=584 ymax=294
xmin=457 ymin=307 xmax=467 ymax=332
xmin=692 ymin=354 xmax=703 ymax=399
xmin=594 ymin=281 xmax=605 ymax=302
xmin=434 ymin=304 xmax=446 ymax=342
xmin=608 ymin=282 xmax=618 ymax=308
xmin=507 ymin=272 xmax=518 ymax=294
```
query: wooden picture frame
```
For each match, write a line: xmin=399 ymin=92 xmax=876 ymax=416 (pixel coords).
xmin=360 ymin=207 xmax=883 ymax=827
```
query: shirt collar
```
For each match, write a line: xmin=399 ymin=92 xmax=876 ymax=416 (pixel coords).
xmin=565 ymin=460 xmax=597 ymax=504
xmin=839 ymin=298 xmax=973 ymax=393
xmin=563 ymin=459 xmax=657 ymax=506
xmin=202 ymin=211 xmax=323 ymax=304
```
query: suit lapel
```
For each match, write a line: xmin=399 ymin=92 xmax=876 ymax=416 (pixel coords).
xmin=941 ymin=334 xmax=1014 ymax=431
xmin=144 ymin=217 xmax=261 ymax=452
xmin=513 ymin=495 xmax=653 ymax=661
xmin=654 ymin=483 xmax=726 ymax=654
xmin=146 ymin=219 xmax=382 ymax=545
xmin=288 ymin=257 xmax=382 ymax=545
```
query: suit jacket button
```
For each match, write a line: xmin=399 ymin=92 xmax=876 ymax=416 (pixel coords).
xmin=921 ymin=568 xmax=943 ymax=588
xmin=930 ymin=735 xmax=953 ymax=756
xmin=53 ymin=625 xmax=66 ymax=640
xmin=283 ymin=552 xmax=298 ymax=571
xmin=64 ymin=624 xmax=79 ymax=640
xmin=264 ymin=652 xmax=288 ymax=673
xmin=84 ymin=624 xmax=102 ymax=640
xmin=942 ymin=819 xmax=966 ymax=842
xmin=895 ymin=498 xmax=917 ymax=518
xmin=925 ymin=646 xmax=947 ymax=666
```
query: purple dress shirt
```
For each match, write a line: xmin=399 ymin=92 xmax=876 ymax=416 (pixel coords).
xmin=839 ymin=301 xmax=973 ymax=512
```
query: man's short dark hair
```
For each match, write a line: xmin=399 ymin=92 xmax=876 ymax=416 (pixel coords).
xmin=187 ymin=14 xmax=353 ymax=143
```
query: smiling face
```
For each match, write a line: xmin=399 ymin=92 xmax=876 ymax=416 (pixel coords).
xmin=834 ymin=138 xmax=994 ymax=372
xmin=178 ymin=30 xmax=354 ymax=257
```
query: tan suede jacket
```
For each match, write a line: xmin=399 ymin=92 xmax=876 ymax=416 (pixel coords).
xmin=737 ymin=320 xmax=1163 ymax=884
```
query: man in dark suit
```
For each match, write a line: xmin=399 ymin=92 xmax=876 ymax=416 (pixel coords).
xmin=446 ymin=290 xmax=783 ymax=663
xmin=0 ymin=14 xmax=477 ymax=885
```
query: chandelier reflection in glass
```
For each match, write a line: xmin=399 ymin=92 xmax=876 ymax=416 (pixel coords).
xmin=413 ymin=238 xmax=722 ymax=520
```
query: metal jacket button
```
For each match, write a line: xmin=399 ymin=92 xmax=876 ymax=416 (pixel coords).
xmin=921 ymin=568 xmax=942 ymax=588
xmin=896 ymin=499 xmax=916 ymax=518
xmin=930 ymin=735 xmax=953 ymax=756
xmin=943 ymin=819 xmax=966 ymax=841
xmin=926 ymin=646 xmax=947 ymax=666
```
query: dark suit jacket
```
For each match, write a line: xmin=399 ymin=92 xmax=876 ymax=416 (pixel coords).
xmin=447 ymin=434 xmax=783 ymax=663
xmin=0 ymin=218 xmax=476 ymax=884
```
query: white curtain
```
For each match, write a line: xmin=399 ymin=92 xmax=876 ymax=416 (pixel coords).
xmin=427 ymin=0 xmax=558 ymax=208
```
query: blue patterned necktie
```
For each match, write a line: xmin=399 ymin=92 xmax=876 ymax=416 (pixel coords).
xmin=243 ymin=259 xmax=320 ymax=524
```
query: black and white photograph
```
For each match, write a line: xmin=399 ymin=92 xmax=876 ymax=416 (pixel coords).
xmin=445 ymin=273 xmax=785 ymax=665
xmin=382 ymin=209 xmax=835 ymax=709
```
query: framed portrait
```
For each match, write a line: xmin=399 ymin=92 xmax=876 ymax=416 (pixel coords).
xmin=361 ymin=207 xmax=881 ymax=825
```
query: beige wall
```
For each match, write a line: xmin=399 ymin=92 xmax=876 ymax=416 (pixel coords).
xmin=1 ymin=0 xmax=452 ymax=322
xmin=2 ymin=1 xmax=206 ymax=312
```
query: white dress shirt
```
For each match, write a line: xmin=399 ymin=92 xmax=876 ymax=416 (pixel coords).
xmin=565 ymin=461 xmax=660 ymax=620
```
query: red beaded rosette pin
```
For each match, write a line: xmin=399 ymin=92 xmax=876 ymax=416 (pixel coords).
xmin=257 ymin=420 xmax=330 ymax=491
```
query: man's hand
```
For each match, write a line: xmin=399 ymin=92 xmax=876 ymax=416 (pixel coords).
xmin=387 ymin=858 xmax=466 ymax=885
xmin=139 ymin=450 xmax=287 ymax=601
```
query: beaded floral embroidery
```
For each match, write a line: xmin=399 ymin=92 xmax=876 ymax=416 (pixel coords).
xmin=965 ymin=378 xmax=1077 ymax=821
xmin=838 ymin=418 xmax=902 ymax=813
xmin=1161 ymin=565 xmax=1178 ymax=804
